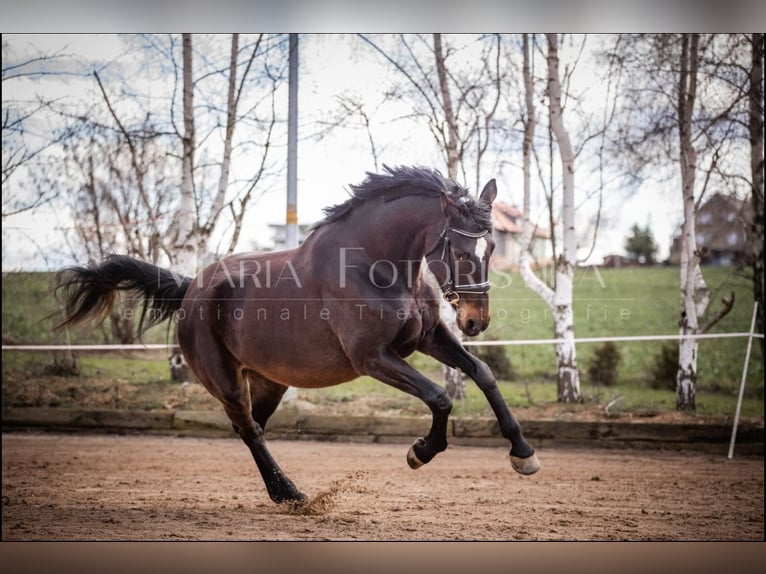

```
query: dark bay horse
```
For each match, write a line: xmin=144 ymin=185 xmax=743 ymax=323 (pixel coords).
xmin=55 ymin=165 xmax=540 ymax=504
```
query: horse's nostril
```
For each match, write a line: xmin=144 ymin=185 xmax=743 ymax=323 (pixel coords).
xmin=466 ymin=319 xmax=476 ymax=332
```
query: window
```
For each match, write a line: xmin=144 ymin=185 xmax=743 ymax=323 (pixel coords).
xmin=698 ymin=212 xmax=712 ymax=224
xmin=727 ymin=232 xmax=739 ymax=246
xmin=726 ymin=211 xmax=736 ymax=222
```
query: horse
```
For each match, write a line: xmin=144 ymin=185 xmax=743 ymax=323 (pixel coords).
xmin=55 ymin=165 xmax=540 ymax=504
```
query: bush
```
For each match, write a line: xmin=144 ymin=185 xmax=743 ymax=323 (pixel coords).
xmin=471 ymin=344 xmax=515 ymax=381
xmin=649 ymin=342 xmax=679 ymax=390
xmin=587 ymin=341 xmax=622 ymax=387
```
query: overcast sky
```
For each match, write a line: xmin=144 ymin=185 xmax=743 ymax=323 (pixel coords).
xmin=2 ymin=33 xmax=699 ymax=271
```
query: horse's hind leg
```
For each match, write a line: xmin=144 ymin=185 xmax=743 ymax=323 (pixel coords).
xmin=245 ymin=371 xmax=288 ymax=430
xmin=184 ymin=349 xmax=305 ymax=503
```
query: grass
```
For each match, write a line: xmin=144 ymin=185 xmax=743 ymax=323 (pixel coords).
xmin=298 ymin=375 xmax=763 ymax=419
xmin=482 ymin=265 xmax=764 ymax=391
xmin=1 ymin=350 xmax=172 ymax=384
xmin=3 ymin=350 xmax=762 ymax=418
xmin=2 ymin=266 xmax=763 ymax=418
xmin=1 ymin=271 xmax=174 ymax=345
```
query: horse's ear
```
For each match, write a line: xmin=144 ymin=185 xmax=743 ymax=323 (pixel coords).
xmin=480 ymin=179 xmax=497 ymax=205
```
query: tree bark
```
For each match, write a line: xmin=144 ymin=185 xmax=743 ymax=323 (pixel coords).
xmin=676 ymin=33 xmax=709 ymax=410
xmin=749 ymin=33 xmax=765 ymax=361
xmin=434 ymin=33 xmax=460 ymax=180
xmin=175 ymin=33 xmax=199 ymax=276
xmin=520 ymin=34 xmax=555 ymax=310
xmin=546 ymin=34 xmax=581 ymax=402
xmin=206 ymin=34 xmax=239 ymax=242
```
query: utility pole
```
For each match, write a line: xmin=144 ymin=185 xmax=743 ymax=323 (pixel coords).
xmin=283 ymin=33 xmax=299 ymax=403
xmin=286 ymin=33 xmax=299 ymax=250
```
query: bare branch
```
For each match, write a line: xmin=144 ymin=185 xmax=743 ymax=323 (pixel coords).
xmin=357 ymin=34 xmax=441 ymax=125
xmin=700 ymin=292 xmax=736 ymax=334
xmin=92 ymin=70 xmax=160 ymax=237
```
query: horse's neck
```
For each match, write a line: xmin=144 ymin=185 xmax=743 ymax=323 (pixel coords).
xmin=353 ymin=197 xmax=442 ymax=263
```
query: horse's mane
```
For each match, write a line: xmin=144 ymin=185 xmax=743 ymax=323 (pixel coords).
xmin=312 ymin=165 xmax=492 ymax=231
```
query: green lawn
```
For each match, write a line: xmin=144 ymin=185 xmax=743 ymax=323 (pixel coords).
xmin=483 ymin=265 xmax=763 ymax=390
xmin=298 ymin=375 xmax=763 ymax=419
xmin=2 ymin=266 xmax=763 ymax=417
xmin=1 ymin=271 xmax=172 ymax=345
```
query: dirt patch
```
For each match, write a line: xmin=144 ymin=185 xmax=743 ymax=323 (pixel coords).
xmin=1 ymin=371 xmax=220 ymax=412
xmin=3 ymin=370 xmax=760 ymax=428
xmin=2 ymin=433 xmax=762 ymax=541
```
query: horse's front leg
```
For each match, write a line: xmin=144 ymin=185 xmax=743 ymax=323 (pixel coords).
xmin=420 ymin=322 xmax=540 ymax=475
xmin=352 ymin=346 xmax=452 ymax=469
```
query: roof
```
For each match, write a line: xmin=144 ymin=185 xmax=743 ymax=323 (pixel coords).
xmin=492 ymin=202 xmax=550 ymax=239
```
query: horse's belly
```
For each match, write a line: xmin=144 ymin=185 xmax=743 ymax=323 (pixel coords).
xmin=254 ymin=363 xmax=359 ymax=389
xmin=242 ymin=340 xmax=359 ymax=389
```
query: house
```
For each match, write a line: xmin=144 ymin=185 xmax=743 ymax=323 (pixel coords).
xmin=669 ymin=193 xmax=754 ymax=266
xmin=490 ymin=202 xmax=550 ymax=270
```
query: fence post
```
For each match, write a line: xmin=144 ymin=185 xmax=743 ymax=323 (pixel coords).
xmin=727 ymin=302 xmax=759 ymax=460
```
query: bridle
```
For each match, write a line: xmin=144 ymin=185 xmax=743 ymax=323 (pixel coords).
xmin=424 ymin=223 xmax=491 ymax=308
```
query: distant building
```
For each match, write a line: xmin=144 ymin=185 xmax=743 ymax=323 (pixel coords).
xmin=490 ymin=202 xmax=550 ymax=270
xmin=602 ymin=254 xmax=635 ymax=269
xmin=669 ymin=193 xmax=754 ymax=266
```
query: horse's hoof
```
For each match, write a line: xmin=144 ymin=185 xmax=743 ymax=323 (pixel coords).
xmin=271 ymin=487 xmax=307 ymax=504
xmin=274 ymin=492 xmax=307 ymax=505
xmin=510 ymin=453 xmax=541 ymax=475
xmin=406 ymin=441 xmax=426 ymax=470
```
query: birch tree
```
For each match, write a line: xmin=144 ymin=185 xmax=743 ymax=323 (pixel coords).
xmin=518 ymin=34 xmax=581 ymax=402
xmin=174 ymin=33 xmax=197 ymax=275
xmin=675 ymin=34 xmax=709 ymax=409
xmin=610 ymin=34 xmax=742 ymax=409
xmin=9 ymin=33 xmax=285 ymax=347
xmin=89 ymin=34 xmax=282 ymax=277
xmin=169 ymin=33 xmax=280 ymax=275
xmin=432 ymin=32 xmax=468 ymax=399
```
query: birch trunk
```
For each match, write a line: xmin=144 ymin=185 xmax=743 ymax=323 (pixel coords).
xmin=434 ymin=33 xmax=460 ymax=180
xmin=206 ymin=34 xmax=239 ymax=243
xmin=545 ymin=34 xmax=581 ymax=402
xmin=676 ymin=34 xmax=709 ymax=410
xmin=175 ymin=33 xmax=199 ymax=276
xmin=434 ymin=33 xmax=465 ymax=399
xmin=520 ymin=34 xmax=556 ymax=311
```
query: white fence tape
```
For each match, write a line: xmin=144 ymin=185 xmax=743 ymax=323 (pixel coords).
xmin=2 ymin=332 xmax=762 ymax=352
xmin=3 ymin=313 xmax=763 ymax=459
xmin=2 ymin=344 xmax=173 ymax=351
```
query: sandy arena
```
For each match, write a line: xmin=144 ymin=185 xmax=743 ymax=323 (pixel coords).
xmin=1 ymin=432 xmax=763 ymax=541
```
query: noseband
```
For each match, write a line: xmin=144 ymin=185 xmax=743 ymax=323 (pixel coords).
xmin=425 ymin=224 xmax=491 ymax=307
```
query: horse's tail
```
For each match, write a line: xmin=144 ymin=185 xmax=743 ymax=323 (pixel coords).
xmin=54 ymin=255 xmax=192 ymax=334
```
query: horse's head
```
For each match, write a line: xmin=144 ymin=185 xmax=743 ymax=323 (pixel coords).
xmin=447 ymin=228 xmax=495 ymax=336
xmin=430 ymin=178 xmax=497 ymax=337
